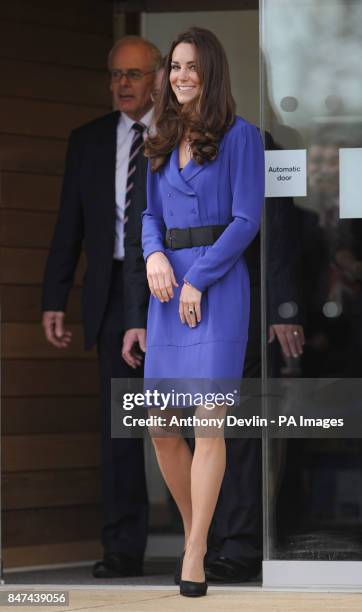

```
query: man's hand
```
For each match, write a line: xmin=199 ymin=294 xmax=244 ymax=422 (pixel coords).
xmin=122 ymin=328 xmax=146 ymax=369
xmin=42 ymin=311 xmax=72 ymax=349
xmin=268 ymin=324 xmax=305 ymax=358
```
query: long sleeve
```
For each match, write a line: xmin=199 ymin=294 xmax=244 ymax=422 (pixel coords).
xmin=123 ymin=246 xmax=149 ymax=328
xmin=141 ymin=163 xmax=166 ymax=261
xmin=42 ymin=129 xmax=84 ymax=311
xmin=184 ymin=122 xmax=265 ymax=293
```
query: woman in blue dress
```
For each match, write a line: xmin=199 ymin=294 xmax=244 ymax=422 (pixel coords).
xmin=142 ymin=27 xmax=264 ymax=596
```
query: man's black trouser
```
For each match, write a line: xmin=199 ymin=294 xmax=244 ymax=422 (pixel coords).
xmin=97 ymin=261 xmax=148 ymax=560
xmin=206 ymin=279 xmax=263 ymax=564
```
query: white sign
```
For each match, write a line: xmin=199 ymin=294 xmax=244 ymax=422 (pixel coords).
xmin=339 ymin=148 xmax=362 ymax=219
xmin=265 ymin=149 xmax=307 ymax=198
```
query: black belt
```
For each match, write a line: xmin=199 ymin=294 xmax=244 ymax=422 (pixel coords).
xmin=165 ymin=225 xmax=227 ymax=250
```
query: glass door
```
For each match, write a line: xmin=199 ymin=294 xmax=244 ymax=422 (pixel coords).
xmin=261 ymin=0 xmax=362 ymax=587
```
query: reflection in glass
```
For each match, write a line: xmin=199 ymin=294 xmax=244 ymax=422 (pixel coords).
xmin=261 ymin=0 xmax=362 ymax=561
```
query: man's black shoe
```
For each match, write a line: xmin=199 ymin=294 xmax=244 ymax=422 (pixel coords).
xmin=92 ymin=553 xmax=143 ymax=578
xmin=205 ymin=557 xmax=261 ymax=583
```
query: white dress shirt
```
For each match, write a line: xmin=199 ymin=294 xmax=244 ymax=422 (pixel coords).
xmin=114 ymin=108 xmax=153 ymax=260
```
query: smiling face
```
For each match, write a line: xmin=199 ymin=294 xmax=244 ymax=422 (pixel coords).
xmin=110 ymin=42 xmax=155 ymax=120
xmin=169 ymin=42 xmax=202 ymax=106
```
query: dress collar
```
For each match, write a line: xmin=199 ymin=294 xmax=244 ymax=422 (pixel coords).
xmin=163 ymin=145 xmax=206 ymax=195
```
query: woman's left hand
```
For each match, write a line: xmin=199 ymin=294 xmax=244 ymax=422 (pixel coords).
xmin=179 ymin=282 xmax=202 ymax=328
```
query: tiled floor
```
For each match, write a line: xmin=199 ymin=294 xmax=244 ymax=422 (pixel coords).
xmin=0 ymin=588 xmax=361 ymax=612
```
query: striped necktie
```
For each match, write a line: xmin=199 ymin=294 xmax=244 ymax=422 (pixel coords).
xmin=124 ymin=122 xmax=145 ymax=227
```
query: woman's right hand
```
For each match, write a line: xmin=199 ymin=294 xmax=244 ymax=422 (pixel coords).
xmin=146 ymin=251 xmax=179 ymax=302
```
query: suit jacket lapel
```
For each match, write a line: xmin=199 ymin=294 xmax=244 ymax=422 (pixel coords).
xmin=96 ymin=111 xmax=119 ymax=223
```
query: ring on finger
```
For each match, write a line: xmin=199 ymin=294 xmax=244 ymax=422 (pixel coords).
xmin=293 ymin=330 xmax=299 ymax=337
xmin=189 ymin=308 xmax=195 ymax=316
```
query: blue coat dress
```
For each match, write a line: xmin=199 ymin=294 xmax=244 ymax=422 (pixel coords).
xmin=142 ymin=116 xmax=265 ymax=380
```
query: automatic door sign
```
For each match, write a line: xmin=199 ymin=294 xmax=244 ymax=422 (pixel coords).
xmin=265 ymin=149 xmax=307 ymax=197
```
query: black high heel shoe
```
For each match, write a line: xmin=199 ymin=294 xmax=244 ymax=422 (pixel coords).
xmin=179 ymin=578 xmax=208 ymax=597
xmin=179 ymin=555 xmax=208 ymax=597
xmin=174 ymin=551 xmax=185 ymax=585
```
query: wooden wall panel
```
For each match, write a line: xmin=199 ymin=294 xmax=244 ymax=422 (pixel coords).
xmin=1 ymin=171 xmax=62 ymax=211
xmin=0 ymin=248 xmax=85 ymax=285
xmin=0 ymin=247 xmax=56 ymax=285
xmin=0 ymin=134 xmax=67 ymax=174
xmin=3 ymin=397 xmax=99 ymax=435
xmin=3 ymin=434 xmax=100 ymax=472
xmin=3 ymin=468 xmax=101 ymax=510
xmin=4 ymin=505 xmax=102 ymax=546
xmin=3 ymin=360 xmax=100 ymax=397
xmin=0 ymin=0 xmax=112 ymax=35
xmin=2 ymin=323 xmax=97 ymax=359
xmin=1 ymin=286 xmax=82 ymax=322
xmin=0 ymin=21 xmax=111 ymax=70
xmin=0 ymin=0 xmax=113 ymax=568
xmin=0 ymin=98 xmax=108 ymax=140
xmin=0 ymin=60 xmax=110 ymax=108
xmin=0 ymin=210 xmax=57 ymax=248
xmin=130 ymin=0 xmax=258 ymax=9
xmin=3 ymin=541 xmax=102 ymax=568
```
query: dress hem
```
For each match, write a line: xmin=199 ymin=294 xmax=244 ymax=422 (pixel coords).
xmin=146 ymin=339 xmax=244 ymax=348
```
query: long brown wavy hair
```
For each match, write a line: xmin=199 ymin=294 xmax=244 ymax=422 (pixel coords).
xmin=145 ymin=27 xmax=236 ymax=172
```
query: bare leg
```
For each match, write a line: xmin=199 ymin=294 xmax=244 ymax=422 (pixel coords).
xmin=181 ymin=435 xmax=226 ymax=581
xmin=149 ymin=405 xmax=227 ymax=580
xmin=151 ymin=434 xmax=193 ymax=547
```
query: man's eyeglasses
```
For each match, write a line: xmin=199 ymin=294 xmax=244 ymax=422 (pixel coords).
xmin=110 ymin=69 xmax=155 ymax=82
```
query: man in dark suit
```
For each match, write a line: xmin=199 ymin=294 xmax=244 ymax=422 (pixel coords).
xmin=204 ymin=131 xmax=305 ymax=583
xmin=42 ymin=36 xmax=162 ymax=578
